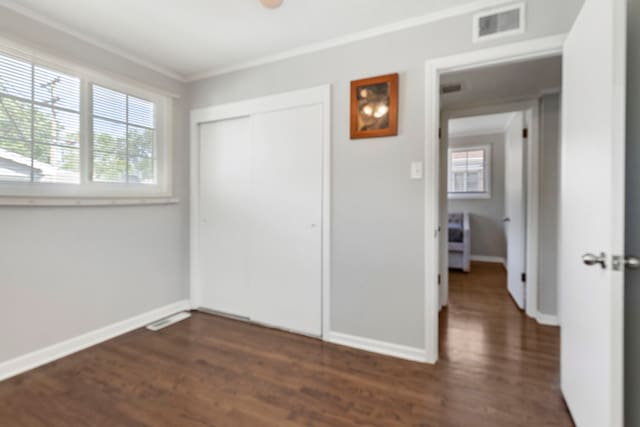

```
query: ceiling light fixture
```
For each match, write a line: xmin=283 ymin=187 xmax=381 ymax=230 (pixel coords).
xmin=260 ymin=0 xmax=284 ymax=9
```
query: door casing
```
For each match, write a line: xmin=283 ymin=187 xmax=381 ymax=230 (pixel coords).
xmin=439 ymin=100 xmax=541 ymax=320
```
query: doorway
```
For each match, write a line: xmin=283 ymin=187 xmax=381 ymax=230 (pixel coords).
xmin=442 ymin=109 xmax=531 ymax=312
xmin=434 ymin=52 xmax=567 ymax=421
xmin=426 ymin=2 xmax=628 ymax=423
xmin=422 ymin=36 xmax=566 ymax=364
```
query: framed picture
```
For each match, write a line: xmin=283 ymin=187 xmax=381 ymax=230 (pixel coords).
xmin=350 ymin=73 xmax=398 ymax=139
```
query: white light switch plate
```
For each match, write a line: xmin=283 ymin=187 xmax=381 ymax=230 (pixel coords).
xmin=411 ymin=161 xmax=424 ymax=180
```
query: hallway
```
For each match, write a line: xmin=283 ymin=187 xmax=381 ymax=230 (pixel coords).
xmin=441 ymin=262 xmax=571 ymax=425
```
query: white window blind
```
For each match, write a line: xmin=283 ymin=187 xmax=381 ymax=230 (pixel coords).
xmin=448 ymin=146 xmax=490 ymax=197
xmin=0 ymin=44 xmax=172 ymax=203
xmin=92 ymin=85 xmax=156 ymax=184
xmin=0 ymin=52 xmax=81 ymax=183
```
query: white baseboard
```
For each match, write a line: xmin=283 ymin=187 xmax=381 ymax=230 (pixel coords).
xmin=0 ymin=300 xmax=191 ymax=382
xmin=471 ymin=255 xmax=507 ymax=267
xmin=325 ymin=331 xmax=427 ymax=363
xmin=536 ymin=312 xmax=560 ymax=326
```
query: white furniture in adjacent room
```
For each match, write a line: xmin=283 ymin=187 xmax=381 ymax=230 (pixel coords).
xmin=448 ymin=212 xmax=471 ymax=272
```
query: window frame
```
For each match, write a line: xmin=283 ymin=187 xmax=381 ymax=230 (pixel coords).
xmin=89 ymin=83 xmax=164 ymax=190
xmin=447 ymin=144 xmax=491 ymax=200
xmin=0 ymin=41 xmax=174 ymax=203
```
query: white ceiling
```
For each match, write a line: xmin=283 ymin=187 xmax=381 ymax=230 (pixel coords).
xmin=1 ymin=0 xmax=484 ymax=81
xmin=441 ymin=55 xmax=562 ymax=110
xmin=448 ymin=112 xmax=516 ymax=137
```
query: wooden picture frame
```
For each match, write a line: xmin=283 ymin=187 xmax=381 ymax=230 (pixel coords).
xmin=350 ymin=73 xmax=399 ymax=139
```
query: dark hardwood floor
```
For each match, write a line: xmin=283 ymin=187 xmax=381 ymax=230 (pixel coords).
xmin=0 ymin=262 xmax=572 ymax=426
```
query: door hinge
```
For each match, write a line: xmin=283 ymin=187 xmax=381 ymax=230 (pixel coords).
xmin=522 ymin=128 xmax=528 ymax=138
xmin=521 ymin=272 xmax=527 ymax=282
xmin=439 ymin=127 xmax=442 ymax=139
xmin=438 ymin=274 xmax=442 ymax=285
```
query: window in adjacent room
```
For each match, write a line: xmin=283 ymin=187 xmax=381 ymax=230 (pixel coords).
xmin=448 ymin=145 xmax=491 ymax=199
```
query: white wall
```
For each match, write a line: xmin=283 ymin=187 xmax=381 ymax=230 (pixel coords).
xmin=626 ymin=0 xmax=640 ymax=423
xmin=0 ymin=7 xmax=189 ymax=363
xmin=187 ymin=0 xmax=584 ymax=349
xmin=448 ymin=133 xmax=507 ymax=259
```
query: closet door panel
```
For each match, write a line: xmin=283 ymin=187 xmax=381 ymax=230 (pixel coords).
xmin=198 ymin=117 xmax=252 ymax=318
xmin=248 ymin=105 xmax=323 ymax=336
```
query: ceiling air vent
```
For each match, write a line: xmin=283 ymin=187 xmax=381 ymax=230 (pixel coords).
xmin=473 ymin=3 xmax=525 ymax=43
xmin=441 ymin=83 xmax=463 ymax=95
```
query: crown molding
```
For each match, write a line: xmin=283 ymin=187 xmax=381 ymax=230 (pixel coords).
xmin=185 ymin=0 xmax=517 ymax=82
xmin=540 ymin=87 xmax=561 ymax=96
xmin=0 ymin=0 xmax=187 ymax=82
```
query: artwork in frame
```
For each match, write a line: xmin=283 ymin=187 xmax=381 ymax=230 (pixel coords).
xmin=350 ymin=73 xmax=399 ymax=139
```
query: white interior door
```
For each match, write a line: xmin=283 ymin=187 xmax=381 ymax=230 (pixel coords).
xmin=249 ymin=105 xmax=323 ymax=336
xmin=560 ymin=0 xmax=626 ymax=426
xmin=504 ymin=112 xmax=526 ymax=309
xmin=199 ymin=117 xmax=252 ymax=318
xmin=439 ymin=117 xmax=450 ymax=309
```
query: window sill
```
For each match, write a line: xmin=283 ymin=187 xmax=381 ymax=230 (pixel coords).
xmin=0 ymin=196 xmax=180 ymax=207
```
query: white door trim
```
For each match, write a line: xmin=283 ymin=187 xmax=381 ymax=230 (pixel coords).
xmin=423 ymin=34 xmax=566 ymax=363
xmin=189 ymin=85 xmax=332 ymax=338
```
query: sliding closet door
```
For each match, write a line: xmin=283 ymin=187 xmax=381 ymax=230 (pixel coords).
xmin=248 ymin=105 xmax=323 ymax=336
xmin=198 ymin=117 xmax=252 ymax=318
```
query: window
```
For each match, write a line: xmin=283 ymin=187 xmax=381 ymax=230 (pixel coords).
xmin=92 ymin=85 xmax=156 ymax=184
xmin=448 ymin=145 xmax=491 ymax=199
xmin=0 ymin=47 xmax=172 ymax=202
xmin=0 ymin=55 xmax=80 ymax=184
